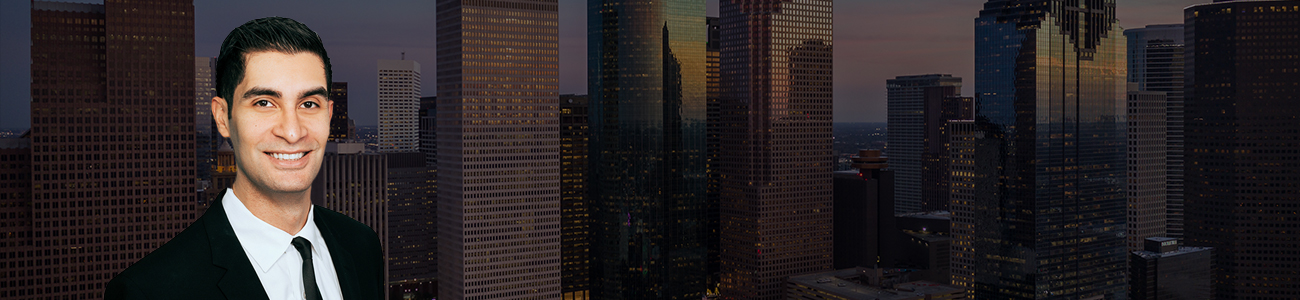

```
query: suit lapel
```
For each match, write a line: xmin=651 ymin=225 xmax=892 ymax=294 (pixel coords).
xmin=316 ymin=206 xmax=362 ymax=300
xmin=206 ymin=189 xmax=272 ymax=300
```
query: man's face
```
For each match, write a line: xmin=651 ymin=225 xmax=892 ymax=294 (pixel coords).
xmin=213 ymin=51 xmax=332 ymax=196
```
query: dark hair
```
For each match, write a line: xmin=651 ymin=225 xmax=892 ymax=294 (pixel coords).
xmin=215 ymin=17 xmax=331 ymax=114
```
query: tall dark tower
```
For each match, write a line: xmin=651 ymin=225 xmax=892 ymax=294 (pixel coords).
xmin=588 ymin=0 xmax=708 ymax=298
xmin=952 ymin=0 xmax=1129 ymax=299
xmin=13 ymin=1 xmax=196 ymax=298
xmin=1183 ymin=1 xmax=1300 ymax=298
xmin=704 ymin=15 xmax=722 ymax=295
xmin=329 ymin=81 xmax=350 ymax=141
xmin=718 ymin=0 xmax=835 ymax=299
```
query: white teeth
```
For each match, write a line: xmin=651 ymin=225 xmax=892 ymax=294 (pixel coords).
xmin=271 ymin=152 xmax=305 ymax=160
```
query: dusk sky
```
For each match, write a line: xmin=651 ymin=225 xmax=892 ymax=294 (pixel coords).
xmin=0 ymin=0 xmax=1201 ymax=129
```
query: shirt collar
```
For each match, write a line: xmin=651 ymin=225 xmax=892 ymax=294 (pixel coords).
xmin=222 ymin=188 xmax=322 ymax=273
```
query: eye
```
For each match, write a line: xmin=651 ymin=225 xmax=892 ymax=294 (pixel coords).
xmin=301 ymin=101 xmax=319 ymax=109
xmin=253 ymin=100 xmax=274 ymax=107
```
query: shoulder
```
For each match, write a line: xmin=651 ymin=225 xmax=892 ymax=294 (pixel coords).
xmin=107 ymin=217 xmax=223 ymax=297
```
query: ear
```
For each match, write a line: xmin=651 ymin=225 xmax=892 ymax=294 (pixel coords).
xmin=212 ymin=96 xmax=232 ymax=138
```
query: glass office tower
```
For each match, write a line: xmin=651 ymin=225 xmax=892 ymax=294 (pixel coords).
xmin=587 ymin=0 xmax=708 ymax=299
xmin=951 ymin=1 xmax=1128 ymax=299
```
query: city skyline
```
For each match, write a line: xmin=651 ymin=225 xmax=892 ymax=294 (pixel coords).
xmin=0 ymin=0 xmax=1203 ymax=129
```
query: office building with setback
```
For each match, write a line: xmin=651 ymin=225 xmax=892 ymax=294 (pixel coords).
xmin=1123 ymin=25 xmax=1185 ymax=240
xmin=4 ymin=1 xmax=197 ymax=298
xmin=951 ymin=1 xmax=1129 ymax=298
xmin=717 ymin=0 xmax=835 ymax=299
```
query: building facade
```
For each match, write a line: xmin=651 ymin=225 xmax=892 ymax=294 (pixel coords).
xmin=704 ymin=16 xmax=722 ymax=293
xmin=1126 ymin=89 xmax=1167 ymax=251
xmin=7 ymin=1 xmax=197 ymax=298
xmin=330 ymin=82 xmax=351 ymax=141
xmin=1129 ymin=237 xmax=1213 ymax=300
xmin=718 ymin=0 xmax=835 ymax=299
xmin=378 ymin=59 xmax=421 ymax=153
xmin=559 ymin=94 xmax=589 ymax=300
xmin=885 ymin=74 xmax=970 ymax=213
xmin=588 ymin=0 xmax=708 ymax=298
xmin=1183 ymin=1 xmax=1300 ymax=298
xmin=435 ymin=0 xmax=562 ymax=299
xmin=384 ymin=152 xmax=437 ymax=298
xmin=951 ymin=1 xmax=1129 ymax=298
xmin=831 ymin=150 xmax=895 ymax=270
xmin=1123 ymin=24 xmax=1185 ymax=240
xmin=195 ymin=56 xmax=217 ymax=182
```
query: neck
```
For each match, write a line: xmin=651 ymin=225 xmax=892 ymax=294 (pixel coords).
xmin=230 ymin=177 xmax=312 ymax=236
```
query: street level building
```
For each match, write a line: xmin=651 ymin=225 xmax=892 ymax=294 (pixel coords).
xmin=1129 ymin=237 xmax=1213 ymax=300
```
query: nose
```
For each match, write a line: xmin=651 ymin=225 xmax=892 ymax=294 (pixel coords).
xmin=272 ymin=105 xmax=307 ymax=144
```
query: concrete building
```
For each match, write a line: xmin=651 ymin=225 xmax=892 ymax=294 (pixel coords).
xmin=718 ymin=0 xmax=835 ymax=298
xmin=378 ymin=59 xmax=420 ymax=153
xmin=435 ymin=0 xmax=562 ymax=299
xmin=311 ymin=143 xmax=390 ymax=297
xmin=786 ymin=268 xmax=966 ymax=300
xmin=1124 ymin=24 xmax=1185 ymax=240
xmin=885 ymin=74 xmax=967 ymax=213
xmin=1126 ymin=87 xmax=1168 ymax=251
xmin=952 ymin=1 xmax=1129 ymax=298
xmin=6 ymin=1 xmax=197 ymax=298
xmin=1183 ymin=1 xmax=1300 ymax=298
xmin=1129 ymin=237 xmax=1213 ymax=300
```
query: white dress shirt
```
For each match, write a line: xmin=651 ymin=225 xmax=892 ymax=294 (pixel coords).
xmin=223 ymin=189 xmax=344 ymax=300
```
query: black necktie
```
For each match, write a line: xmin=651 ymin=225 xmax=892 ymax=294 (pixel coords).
xmin=291 ymin=237 xmax=323 ymax=300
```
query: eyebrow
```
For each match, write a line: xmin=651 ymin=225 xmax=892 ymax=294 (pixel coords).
xmin=241 ymin=86 xmax=329 ymax=100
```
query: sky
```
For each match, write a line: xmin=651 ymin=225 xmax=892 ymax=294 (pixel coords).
xmin=0 ymin=0 xmax=1204 ymax=130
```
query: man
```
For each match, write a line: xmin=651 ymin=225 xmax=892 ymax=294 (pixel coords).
xmin=106 ymin=17 xmax=384 ymax=300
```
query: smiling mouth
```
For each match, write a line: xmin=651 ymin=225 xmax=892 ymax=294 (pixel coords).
xmin=269 ymin=151 xmax=308 ymax=161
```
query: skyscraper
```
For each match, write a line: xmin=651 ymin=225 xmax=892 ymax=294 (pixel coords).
xmin=1183 ymin=1 xmax=1300 ymax=298
xmin=588 ymin=0 xmax=708 ymax=298
xmin=11 ymin=1 xmax=196 ymax=298
xmin=384 ymin=152 xmax=437 ymax=297
xmin=718 ymin=0 xmax=834 ymax=299
xmin=419 ymin=96 xmax=436 ymax=168
xmin=435 ymin=0 xmax=562 ymax=299
xmin=1126 ymin=88 xmax=1167 ymax=251
xmin=196 ymin=57 xmax=217 ymax=182
xmin=330 ymin=81 xmax=351 ymax=141
xmin=885 ymin=74 xmax=971 ymax=213
xmin=952 ymin=1 xmax=1128 ymax=298
xmin=1123 ymin=24 xmax=1185 ymax=240
xmin=559 ymin=94 xmax=590 ymax=300
xmin=704 ymin=16 xmax=722 ymax=293
xmin=378 ymin=59 xmax=420 ymax=153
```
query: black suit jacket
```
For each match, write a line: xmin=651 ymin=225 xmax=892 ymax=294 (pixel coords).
xmin=105 ymin=190 xmax=384 ymax=300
